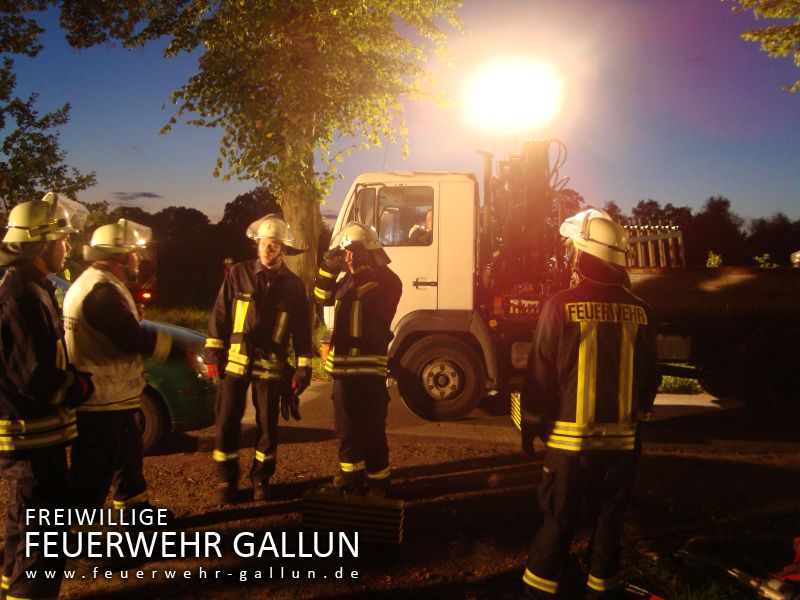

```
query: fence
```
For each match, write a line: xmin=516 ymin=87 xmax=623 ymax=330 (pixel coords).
xmin=624 ymin=221 xmax=685 ymax=267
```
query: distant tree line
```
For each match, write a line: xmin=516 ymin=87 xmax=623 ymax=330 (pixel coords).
xmin=66 ymin=187 xmax=331 ymax=308
xmin=602 ymin=196 xmax=800 ymax=267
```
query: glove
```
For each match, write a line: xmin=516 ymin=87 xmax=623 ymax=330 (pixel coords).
xmin=321 ymin=249 xmax=345 ymax=275
xmin=279 ymin=386 xmax=302 ymax=421
xmin=291 ymin=366 xmax=311 ymax=395
xmin=206 ymin=363 xmax=219 ymax=379
xmin=520 ymin=411 xmax=546 ymax=458
xmin=64 ymin=368 xmax=94 ymax=408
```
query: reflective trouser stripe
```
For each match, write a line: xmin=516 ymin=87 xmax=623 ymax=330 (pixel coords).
xmin=546 ymin=435 xmax=636 ymax=452
xmin=340 ymin=461 xmax=365 ymax=473
xmin=367 ymin=466 xmax=391 ymax=480
xmin=314 ymin=287 xmax=332 ymax=300
xmin=113 ymin=490 xmax=149 ymax=510
xmin=587 ymin=573 xmax=621 ymax=592
xmin=297 ymin=356 xmax=312 ymax=368
xmin=1 ymin=575 xmax=9 ymax=589
xmin=522 ymin=568 xmax=558 ymax=594
xmin=213 ymin=450 xmax=238 ymax=462
xmin=254 ymin=451 xmax=276 ymax=463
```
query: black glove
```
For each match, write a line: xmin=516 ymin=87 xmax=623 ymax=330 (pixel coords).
xmin=279 ymin=387 xmax=301 ymax=422
xmin=292 ymin=366 xmax=311 ymax=395
xmin=321 ymin=249 xmax=345 ymax=275
xmin=520 ymin=411 xmax=546 ymax=458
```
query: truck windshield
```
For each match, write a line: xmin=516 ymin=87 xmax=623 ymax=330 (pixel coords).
xmin=348 ymin=185 xmax=434 ymax=247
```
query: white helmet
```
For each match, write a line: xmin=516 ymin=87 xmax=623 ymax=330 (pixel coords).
xmin=246 ymin=214 xmax=304 ymax=255
xmin=330 ymin=222 xmax=383 ymax=251
xmin=3 ymin=192 xmax=88 ymax=243
xmin=84 ymin=219 xmax=152 ymax=261
xmin=559 ymin=208 xmax=629 ymax=267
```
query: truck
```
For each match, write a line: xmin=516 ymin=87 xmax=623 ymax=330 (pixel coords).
xmin=324 ymin=140 xmax=800 ymax=426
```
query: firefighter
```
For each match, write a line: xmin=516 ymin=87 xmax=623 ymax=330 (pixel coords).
xmin=0 ymin=192 xmax=93 ymax=600
xmin=205 ymin=214 xmax=312 ymax=504
xmin=519 ymin=209 xmax=660 ymax=599
xmin=64 ymin=219 xmax=175 ymax=518
xmin=314 ymin=222 xmax=402 ymax=497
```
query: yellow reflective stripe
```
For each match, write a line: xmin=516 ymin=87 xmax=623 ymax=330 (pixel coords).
xmin=55 ymin=339 xmax=67 ymax=370
xmin=113 ymin=490 xmax=149 ymax=510
xmin=254 ymin=451 xmax=276 ymax=463
xmin=205 ymin=337 xmax=224 ymax=349
xmin=550 ymin=421 xmax=636 ymax=436
xmin=522 ymin=568 xmax=558 ymax=594
xmin=0 ymin=412 xmax=76 ymax=434
xmin=314 ymin=287 xmax=332 ymax=300
xmin=297 ymin=356 xmax=312 ymax=368
xmin=325 ymin=355 xmax=387 ymax=365
xmin=232 ymin=299 xmax=250 ymax=334
xmin=356 ymin=282 xmax=378 ymax=298
xmin=213 ymin=450 xmax=238 ymax=462
xmin=151 ymin=330 xmax=172 ymax=364
xmin=7 ymin=595 xmax=57 ymax=600
xmin=350 ymin=300 xmax=362 ymax=340
xmin=546 ymin=435 xmax=635 ymax=452
xmin=318 ymin=268 xmax=336 ymax=280
xmin=1 ymin=575 xmax=9 ymax=589
xmin=576 ymin=321 xmax=598 ymax=424
xmin=340 ymin=461 xmax=365 ymax=473
xmin=0 ymin=423 xmax=78 ymax=451
xmin=368 ymin=466 xmax=391 ymax=480
xmin=618 ymin=323 xmax=638 ymax=423
xmin=225 ymin=363 xmax=246 ymax=376
xmin=587 ymin=573 xmax=621 ymax=592
xmin=272 ymin=311 xmax=288 ymax=344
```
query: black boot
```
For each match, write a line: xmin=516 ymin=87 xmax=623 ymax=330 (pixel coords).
xmin=365 ymin=476 xmax=391 ymax=498
xmin=320 ymin=470 xmax=367 ymax=495
xmin=252 ymin=479 xmax=270 ymax=501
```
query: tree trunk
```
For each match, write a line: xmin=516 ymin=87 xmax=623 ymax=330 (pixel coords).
xmin=280 ymin=155 xmax=322 ymax=347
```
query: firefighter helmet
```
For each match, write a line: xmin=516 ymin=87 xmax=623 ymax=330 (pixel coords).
xmin=559 ymin=208 xmax=629 ymax=267
xmin=83 ymin=219 xmax=152 ymax=262
xmin=3 ymin=192 xmax=88 ymax=243
xmin=330 ymin=222 xmax=383 ymax=251
xmin=246 ymin=214 xmax=304 ymax=255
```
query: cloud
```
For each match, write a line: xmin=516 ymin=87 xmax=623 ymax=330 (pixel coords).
xmin=112 ymin=192 xmax=163 ymax=204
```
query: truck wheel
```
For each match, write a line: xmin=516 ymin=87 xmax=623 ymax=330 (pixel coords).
xmin=396 ymin=335 xmax=486 ymax=421
xmin=698 ymin=373 xmax=740 ymax=399
xmin=744 ymin=340 xmax=800 ymax=426
xmin=136 ymin=389 xmax=167 ymax=455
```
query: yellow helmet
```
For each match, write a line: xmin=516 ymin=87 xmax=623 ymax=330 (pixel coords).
xmin=559 ymin=208 xmax=629 ymax=267
xmin=330 ymin=222 xmax=383 ymax=251
xmin=246 ymin=214 xmax=303 ymax=255
xmin=83 ymin=219 xmax=152 ymax=261
xmin=3 ymin=192 xmax=88 ymax=243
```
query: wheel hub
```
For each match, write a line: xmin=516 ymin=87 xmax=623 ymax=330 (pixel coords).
xmin=422 ymin=360 xmax=462 ymax=401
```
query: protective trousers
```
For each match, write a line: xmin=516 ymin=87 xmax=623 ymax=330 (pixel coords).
xmin=332 ymin=376 xmax=390 ymax=483
xmin=523 ymin=450 xmax=637 ymax=599
xmin=70 ymin=410 xmax=148 ymax=510
xmin=1 ymin=446 xmax=69 ymax=600
xmin=214 ymin=375 xmax=280 ymax=486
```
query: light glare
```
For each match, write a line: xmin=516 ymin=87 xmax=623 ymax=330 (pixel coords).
xmin=463 ymin=60 xmax=563 ymax=134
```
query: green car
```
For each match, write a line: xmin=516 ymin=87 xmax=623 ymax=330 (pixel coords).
xmin=51 ymin=276 xmax=216 ymax=454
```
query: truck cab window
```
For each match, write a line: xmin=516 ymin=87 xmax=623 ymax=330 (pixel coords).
xmin=375 ymin=186 xmax=434 ymax=247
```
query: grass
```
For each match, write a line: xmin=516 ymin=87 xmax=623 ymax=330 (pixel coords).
xmin=658 ymin=375 xmax=703 ymax=395
xmin=145 ymin=306 xmax=210 ymax=334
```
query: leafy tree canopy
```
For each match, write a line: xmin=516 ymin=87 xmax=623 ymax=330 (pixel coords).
xmin=730 ymin=0 xmax=800 ymax=92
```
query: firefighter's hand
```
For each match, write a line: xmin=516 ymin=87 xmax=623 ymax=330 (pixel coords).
xmin=65 ymin=369 xmax=94 ymax=408
xmin=292 ymin=367 xmax=311 ymax=395
xmin=321 ymin=249 xmax=345 ymax=274
xmin=520 ymin=412 xmax=545 ymax=457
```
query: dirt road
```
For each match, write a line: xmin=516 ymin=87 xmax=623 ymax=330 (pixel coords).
xmin=4 ymin=384 xmax=799 ymax=599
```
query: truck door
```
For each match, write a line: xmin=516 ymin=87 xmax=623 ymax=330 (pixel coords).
xmin=343 ymin=183 xmax=438 ymax=329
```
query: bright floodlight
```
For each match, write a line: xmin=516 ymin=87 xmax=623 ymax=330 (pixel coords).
xmin=463 ymin=59 xmax=563 ymax=134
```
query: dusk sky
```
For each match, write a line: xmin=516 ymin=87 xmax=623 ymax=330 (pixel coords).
xmin=12 ymin=0 xmax=800 ymax=223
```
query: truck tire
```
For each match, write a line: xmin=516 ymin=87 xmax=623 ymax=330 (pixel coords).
xmin=744 ymin=339 xmax=800 ymax=426
xmin=698 ymin=373 xmax=740 ymax=399
xmin=136 ymin=388 xmax=167 ymax=455
xmin=396 ymin=335 xmax=486 ymax=421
